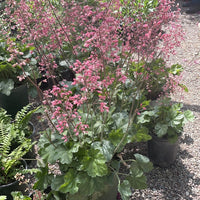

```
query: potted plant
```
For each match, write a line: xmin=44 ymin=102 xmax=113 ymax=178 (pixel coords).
xmin=137 ymin=97 xmax=194 ymax=167
xmin=0 ymin=113 xmax=34 ymax=199
xmin=0 ymin=105 xmax=39 ymax=163
xmin=34 ymin=131 xmax=152 ymax=200
xmin=33 ymin=83 xmax=153 ymax=200
xmin=0 ymin=38 xmax=37 ymax=117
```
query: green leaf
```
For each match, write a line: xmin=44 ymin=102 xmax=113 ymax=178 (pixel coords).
xmin=169 ymin=64 xmax=183 ymax=75
xmin=108 ymin=129 xmax=127 ymax=152
xmin=40 ymin=145 xmax=57 ymax=163
xmin=110 ymin=160 xmax=120 ymax=171
xmin=130 ymin=126 xmax=152 ymax=142
xmin=59 ymin=60 xmax=69 ymax=67
xmin=118 ymin=180 xmax=132 ymax=200
xmin=128 ymin=162 xmax=147 ymax=189
xmin=0 ymin=79 xmax=14 ymax=96
xmin=23 ymin=52 xmax=32 ymax=58
xmin=56 ymin=146 xmax=73 ymax=164
xmin=39 ymin=135 xmax=79 ymax=165
xmin=78 ymin=173 xmax=109 ymax=197
xmin=30 ymin=58 xmax=37 ymax=65
xmin=126 ymin=154 xmax=153 ymax=189
xmin=184 ymin=110 xmax=194 ymax=122
xmin=134 ymin=153 xmax=153 ymax=173
xmin=155 ymin=123 xmax=168 ymax=137
xmin=45 ymin=145 xmax=73 ymax=164
xmin=94 ymin=120 xmax=106 ymax=134
xmin=34 ymin=166 xmax=53 ymax=191
xmin=11 ymin=191 xmax=31 ymax=200
xmin=0 ymin=196 xmax=7 ymax=200
xmin=51 ymin=175 xmax=65 ymax=191
xmin=77 ymin=173 xmax=97 ymax=197
xmin=68 ymin=173 xmax=117 ymax=199
xmin=173 ymin=114 xmax=184 ymax=125
xmin=137 ymin=110 xmax=156 ymax=124
xmin=50 ymin=191 xmax=67 ymax=200
xmin=109 ymin=129 xmax=123 ymax=146
xmin=167 ymin=134 xmax=178 ymax=143
xmin=178 ymin=83 xmax=188 ymax=92
xmin=59 ymin=169 xmax=80 ymax=194
xmin=67 ymin=192 xmax=87 ymax=200
xmin=79 ymin=149 xmax=108 ymax=177
xmin=92 ymin=140 xmax=114 ymax=161
xmin=112 ymin=112 xmax=129 ymax=131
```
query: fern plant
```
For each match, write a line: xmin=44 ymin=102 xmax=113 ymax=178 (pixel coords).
xmin=13 ymin=104 xmax=39 ymax=143
xmin=0 ymin=105 xmax=39 ymax=185
xmin=0 ymin=104 xmax=39 ymax=146
xmin=0 ymin=120 xmax=32 ymax=185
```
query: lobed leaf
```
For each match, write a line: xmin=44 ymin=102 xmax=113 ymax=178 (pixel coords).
xmin=118 ymin=180 xmax=132 ymax=200
xmin=78 ymin=149 xmax=108 ymax=177
xmin=92 ymin=140 xmax=114 ymax=161
xmin=59 ymin=169 xmax=80 ymax=194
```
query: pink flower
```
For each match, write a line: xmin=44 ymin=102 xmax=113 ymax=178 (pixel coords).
xmin=17 ymin=75 xmax=25 ymax=81
xmin=100 ymin=102 xmax=109 ymax=113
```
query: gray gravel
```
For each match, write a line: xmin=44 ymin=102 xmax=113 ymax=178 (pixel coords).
xmin=126 ymin=4 xmax=200 ymax=200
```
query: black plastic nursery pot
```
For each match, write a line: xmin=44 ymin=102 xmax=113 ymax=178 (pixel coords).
xmin=0 ymin=84 xmax=29 ymax=118
xmin=0 ymin=160 xmax=29 ymax=200
xmin=148 ymin=135 xmax=178 ymax=168
xmin=37 ymin=68 xmax=75 ymax=91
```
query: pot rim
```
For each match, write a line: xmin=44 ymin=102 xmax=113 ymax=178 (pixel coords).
xmin=150 ymin=134 xmax=179 ymax=143
xmin=0 ymin=159 xmax=27 ymax=188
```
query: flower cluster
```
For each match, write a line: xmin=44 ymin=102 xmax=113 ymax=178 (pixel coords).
xmin=1 ymin=0 xmax=183 ymax=140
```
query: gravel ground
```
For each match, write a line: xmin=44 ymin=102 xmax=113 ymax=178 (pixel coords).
xmin=124 ymin=3 xmax=200 ymax=200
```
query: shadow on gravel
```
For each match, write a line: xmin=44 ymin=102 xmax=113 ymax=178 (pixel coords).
xmin=181 ymin=103 xmax=200 ymax=113
xmin=171 ymin=101 xmax=200 ymax=113
xmin=180 ymin=134 xmax=194 ymax=145
xmin=176 ymin=0 xmax=200 ymax=19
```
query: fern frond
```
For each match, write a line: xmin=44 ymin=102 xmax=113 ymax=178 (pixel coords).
xmin=4 ymin=138 xmax=33 ymax=174
xmin=0 ymin=121 xmax=13 ymax=158
xmin=14 ymin=104 xmax=40 ymax=131
xmin=14 ymin=104 xmax=32 ymax=129
xmin=19 ymin=168 xmax=40 ymax=175
xmin=0 ymin=108 xmax=11 ymax=123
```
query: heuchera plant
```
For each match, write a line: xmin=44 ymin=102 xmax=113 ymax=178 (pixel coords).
xmin=1 ymin=0 xmax=184 ymax=199
xmin=137 ymin=97 xmax=194 ymax=143
xmin=0 ymin=37 xmax=37 ymax=96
